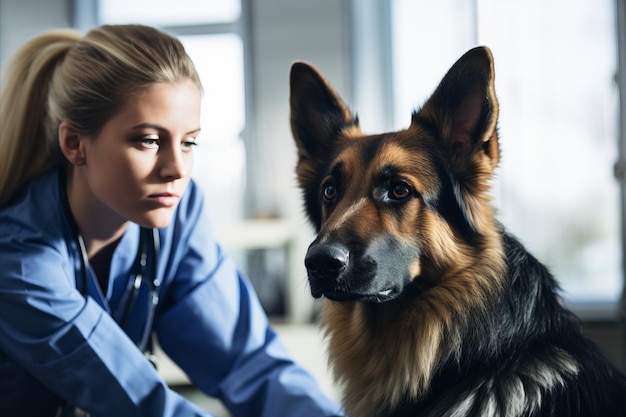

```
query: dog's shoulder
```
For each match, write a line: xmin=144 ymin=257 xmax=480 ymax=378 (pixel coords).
xmin=480 ymin=228 xmax=626 ymax=416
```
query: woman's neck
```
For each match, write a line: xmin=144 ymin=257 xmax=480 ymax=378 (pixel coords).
xmin=66 ymin=172 xmax=129 ymax=259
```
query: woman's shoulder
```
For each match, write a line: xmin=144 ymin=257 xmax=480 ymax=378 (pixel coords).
xmin=0 ymin=169 xmax=65 ymax=237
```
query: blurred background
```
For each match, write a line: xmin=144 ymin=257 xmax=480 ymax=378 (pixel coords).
xmin=1 ymin=0 xmax=625 ymax=414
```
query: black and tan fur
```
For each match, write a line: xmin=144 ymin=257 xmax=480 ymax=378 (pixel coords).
xmin=289 ymin=47 xmax=626 ymax=417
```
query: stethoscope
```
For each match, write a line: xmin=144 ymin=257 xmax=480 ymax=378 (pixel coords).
xmin=59 ymin=170 xmax=161 ymax=353
xmin=57 ymin=170 xmax=162 ymax=417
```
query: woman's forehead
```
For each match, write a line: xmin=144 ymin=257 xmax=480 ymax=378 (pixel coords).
xmin=109 ymin=80 xmax=202 ymax=132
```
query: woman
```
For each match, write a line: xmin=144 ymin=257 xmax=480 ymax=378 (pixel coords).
xmin=0 ymin=24 xmax=341 ymax=417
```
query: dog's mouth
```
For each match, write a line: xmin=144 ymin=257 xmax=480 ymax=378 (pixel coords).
xmin=313 ymin=286 xmax=401 ymax=303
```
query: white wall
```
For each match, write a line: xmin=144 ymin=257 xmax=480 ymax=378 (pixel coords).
xmin=245 ymin=0 xmax=351 ymax=321
xmin=246 ymin=0 xmax=350 ymax=219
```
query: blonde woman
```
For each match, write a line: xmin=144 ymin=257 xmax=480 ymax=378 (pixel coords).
xmin=0 ymin=25 xmax=341 ymax=417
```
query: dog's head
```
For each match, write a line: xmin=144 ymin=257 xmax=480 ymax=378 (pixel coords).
xmin=290 ymin=47 xmax=501 ymax=304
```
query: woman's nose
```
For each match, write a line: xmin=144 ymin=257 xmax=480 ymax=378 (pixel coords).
xmin=159 ymin=145 xmax=188 ymax=180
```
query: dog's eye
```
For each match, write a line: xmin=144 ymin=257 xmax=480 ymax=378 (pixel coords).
xmin=323 ymin=184 xmax=337 ymax=201
xmin=389 ymin=182 xmax=411 ymax=200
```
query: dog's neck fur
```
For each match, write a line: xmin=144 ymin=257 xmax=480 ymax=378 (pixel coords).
xmin=320 ymin=223 xmax=507 ymax=417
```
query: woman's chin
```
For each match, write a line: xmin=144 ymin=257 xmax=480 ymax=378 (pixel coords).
xmin=134 ymin=209 xmax=176 ymax=229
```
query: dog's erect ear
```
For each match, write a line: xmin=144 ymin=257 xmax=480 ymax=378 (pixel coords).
xmin=414 ymin=46 xmax=499 ymax=175
xmin=289 ymin=62 xmax=360 ymax=162
xmin=290 ymin=62 xmax=361 ymax=228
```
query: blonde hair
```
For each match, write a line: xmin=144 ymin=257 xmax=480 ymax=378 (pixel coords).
xmin=0 ymin=24 xmax=201 ymax=208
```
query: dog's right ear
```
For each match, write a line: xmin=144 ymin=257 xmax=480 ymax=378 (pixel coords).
xmin=289 ymin=62 xmax=359 ymax=160
xmin=289 ymin=62 xmax=360 ymax=228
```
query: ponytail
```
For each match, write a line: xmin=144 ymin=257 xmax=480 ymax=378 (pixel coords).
xmin=0 ymin=30 xmax=81 ymax=208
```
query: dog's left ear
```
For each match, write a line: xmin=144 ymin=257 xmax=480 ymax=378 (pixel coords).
xmin=414 ymin=46 xmax=499 ymax=176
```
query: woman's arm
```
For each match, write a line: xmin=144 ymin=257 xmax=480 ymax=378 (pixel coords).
xmin=154 ymin=182 xmax=343 ymax=417
xmin=0 ymin=214 xmax=215 ymax=416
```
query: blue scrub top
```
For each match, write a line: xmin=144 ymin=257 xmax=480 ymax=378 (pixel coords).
xmin=0 ymin=169 xmax=342 ymax=417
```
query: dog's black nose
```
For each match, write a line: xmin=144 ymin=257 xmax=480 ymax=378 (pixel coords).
xmin=305 ymin=243 xmax=350 ymax=280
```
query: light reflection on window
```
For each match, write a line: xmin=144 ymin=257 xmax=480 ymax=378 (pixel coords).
xmin=391 ymin=0 xmax=621 ymax=303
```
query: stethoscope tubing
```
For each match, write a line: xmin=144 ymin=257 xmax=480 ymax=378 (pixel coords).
xmin=59 ymin=170 xmax=160 ymax=352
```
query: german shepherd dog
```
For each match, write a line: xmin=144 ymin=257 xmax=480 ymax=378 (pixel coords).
xmin=289 ymin=46 xmax=626 ymax=417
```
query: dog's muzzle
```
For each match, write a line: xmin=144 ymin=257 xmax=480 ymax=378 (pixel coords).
xmin=304 ymin=241 xmax=401 ymax=302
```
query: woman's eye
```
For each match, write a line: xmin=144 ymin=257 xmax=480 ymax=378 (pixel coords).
xmin=389 ymin=182 xmax=411 ymax=200
xmin=182 ymin=139 xmax=198 ymax=151
xmin=139 ymin=136 xmax=159 ymax=149
xmin=323 ymin=184 xmax=337 ymax=201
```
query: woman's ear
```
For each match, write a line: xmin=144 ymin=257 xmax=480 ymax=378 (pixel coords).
xmin=58 ymin=121 xmax=86 ymax=166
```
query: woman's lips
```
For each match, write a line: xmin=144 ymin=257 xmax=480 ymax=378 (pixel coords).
xmin=148 ymin=193 xmax=179 ymax=207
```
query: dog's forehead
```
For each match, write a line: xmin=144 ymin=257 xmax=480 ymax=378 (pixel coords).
xmin=333 ymin=130 xmax=438 ymax=187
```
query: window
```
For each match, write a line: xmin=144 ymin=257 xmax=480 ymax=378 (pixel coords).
xmin=98 ymin=0 xmax=247 ymax=224
xmin=390 ymin=0 xmax=621 ymax=305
